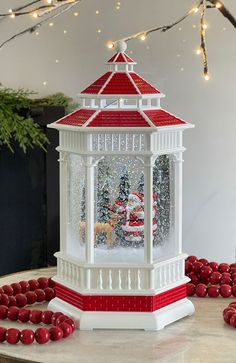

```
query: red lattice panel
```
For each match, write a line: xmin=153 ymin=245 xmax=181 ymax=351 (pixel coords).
xmin=101 ymin=73 xmax=138 ymax=94
xmin=81 ymin=72 xmax=112 ymax=94
xmin=54 ymin=283 xmax=187 ymax=312
xmin=56 ymin=109 xmax=96 ymax=126
xmin=129 ymin=72 xmax=160 ymax=94
xmin=87 ymin=110 xmax=150 ymax=127
xmin=144 ymin=109 xmax=187 ymax=127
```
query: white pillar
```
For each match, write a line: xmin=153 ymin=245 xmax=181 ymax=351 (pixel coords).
xmin=144 ymin=156 xmax=154 ymax=265
xmin=85 ymin=155 xmax=95 ymax=264
xmin=174 ymin=152 xmax=183 ymax=254
xmin=59 ymin=151 xmax=68 ymax=253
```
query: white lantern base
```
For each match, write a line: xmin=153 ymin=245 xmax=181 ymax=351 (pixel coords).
xmin=48 ymin=297 xmax=195 ymax=331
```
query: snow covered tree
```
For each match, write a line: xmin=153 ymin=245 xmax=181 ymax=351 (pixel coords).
xmin=153 ymin=155 xmax=170 ymax=245
xmin=80 ymin=184 xmax=86 ymax=222
xmin=96 ymin=158 xmax=111 ymax=244
xmin=118 ymin=167 xmax=130 ymax=204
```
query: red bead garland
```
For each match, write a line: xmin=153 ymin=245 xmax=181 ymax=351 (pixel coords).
xmin=185 ymin=256 xmax=236 ymax=329
xmin=0 ymin=277 xmax=76 ymax=344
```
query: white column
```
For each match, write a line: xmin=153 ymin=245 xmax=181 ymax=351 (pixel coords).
xmin=144 ymin=156 xmax=154 ymax=265
xmin=174 ymin=152 xmax=183 ymax=254
xmin=59 ymin=151 xmax=68 ymax=253
xmin=85 ymin=155 xmax=95 ymax=264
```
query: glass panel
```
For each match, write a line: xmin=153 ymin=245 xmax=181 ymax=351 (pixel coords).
xmin=153 ymin=155 xmax=174 ymax=261
xmin=94 ymin=156 xmax=144 ymax=264
xmin=67 ymin=154 xmax=86 ymax=261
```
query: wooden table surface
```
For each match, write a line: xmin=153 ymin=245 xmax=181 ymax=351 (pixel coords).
xmin=0 ymin=268 xmax=236 ymax=363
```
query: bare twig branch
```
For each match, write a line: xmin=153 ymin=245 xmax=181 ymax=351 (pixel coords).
xmin=200 ymin=0 xmax=209 ymax=77
xmin=0 ymin=1 xmax=81 ymax=50
xmin=208 ymin=0 xmax=236 ymax=28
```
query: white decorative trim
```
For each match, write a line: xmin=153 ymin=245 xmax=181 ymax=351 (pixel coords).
xmin=98 ymin=72 xmax=115 ymax=95
xmin=122 ymin=224 xmax=144 ymax=232
xmin=124 ymin=235 xmax=142 ymax=242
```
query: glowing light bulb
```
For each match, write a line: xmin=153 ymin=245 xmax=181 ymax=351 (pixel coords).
xmin=193 ymin=24 xmax=196 ymax=29
xmin=55 ymin=59 xmax=59 ymax=63
xmin=95 ymin=10 xmax=99 ymax=14
xmin=49 ymin=22 xmax=54 ymax=27
xmin=47 ymin=0 xmax=53 ymax=4
xmin=107 ymin=42 xmax=114 ymax=49
xmin=140 ymin=34 xmax=146 ymax=41
xmin=10 ymin=13 xmax=15 ymax=18
xmin=202 ymin=23 xmax=208 ymax=29
xmin=32 ymin=12 xmax=38 ymax=18
xmin=215 ymin=2 xmax=222 ymax=8
xmin=8 ymin=9 xmax=13 ymax=13
xmin=204 ymin=73 xmax=210 ymax=81
xmin=195 ymin=48 xmax=201 ymax=55
xmin=43 ymin=81 xmax=47 ymax=86
xmin=63 ymin=30 xmax=67 ymax=34
xmin=74 ymin=12 xmax=78 ymax=16
xmin=116 ymin=6 xmax=120 ymax=10
xmin=36 ymin=31 xmax=39 ymax=35
xmin=97 ymin=29 xmax=101 ymax=33
xmin=193 ymin=7 xmax=199 ymax=13
xmin=117 ymin=1 xmax=121 ymax=5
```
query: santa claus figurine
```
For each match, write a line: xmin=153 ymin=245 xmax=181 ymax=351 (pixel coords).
xmin=122 ymin=192 xmax=145 ymax=244
xmin=122 ymin=192 xmax=157 ymax=244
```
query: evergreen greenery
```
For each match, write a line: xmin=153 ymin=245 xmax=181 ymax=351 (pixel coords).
xmin=0 ymin=86 xmax=78 ymax=153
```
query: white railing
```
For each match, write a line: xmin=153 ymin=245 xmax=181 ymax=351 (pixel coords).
xmin=92 ymin=133 xmax=145 ymax=152
xmin=56 ymin=254 xmax=186 ymax=292
xmin=152 ymin=131 xmax=182 ymax=152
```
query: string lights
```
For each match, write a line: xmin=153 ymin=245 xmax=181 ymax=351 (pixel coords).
xmin=109 ymin=0 xmax=236 ymax=80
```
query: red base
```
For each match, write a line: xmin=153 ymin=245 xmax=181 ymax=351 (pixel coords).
xmin=55 ymin=283 xmax=186 ymax=312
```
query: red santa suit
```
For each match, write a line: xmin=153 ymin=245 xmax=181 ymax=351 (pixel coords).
xmin=122 ymin=192 xmax=144 ymax=242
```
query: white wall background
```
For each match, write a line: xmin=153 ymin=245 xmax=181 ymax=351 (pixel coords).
xmin=1 ymin=0 xmax=236 ymax=262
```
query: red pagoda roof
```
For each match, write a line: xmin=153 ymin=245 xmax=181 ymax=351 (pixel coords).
xmin=55 ymin=108 xmax=187 ymax=128
xmin=81 ymin=72 xmax=161 ymax=95
xmin=107 ymin=52 xmax=135 ymax=63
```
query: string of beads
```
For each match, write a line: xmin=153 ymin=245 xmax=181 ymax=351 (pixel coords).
xmin=0 ymin=277 xmax=76 ymax=344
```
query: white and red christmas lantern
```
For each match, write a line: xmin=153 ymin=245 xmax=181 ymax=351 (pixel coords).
xmin=48 ymin=41 xmax=195 ymax=330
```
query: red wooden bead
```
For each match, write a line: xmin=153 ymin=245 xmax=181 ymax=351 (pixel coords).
xmin=208 ymin=285 xmax=220 ymax=298
xmin=220 ymin=276 xmax=232 ymax=285
xmin=51 ymin=312 xmax=64 ymax=326
xmin=48 ymin=278 xmax=56 ymax=288
xmin=187 ymin=256 xmax=198 ymax=264
xmin=49 ymin=326 xmax=63 ymax=341
xmin=28 ymin=279 xmax=39 ymax=291
xmin=230 ymin=267 xmax=236 ymax=274
xmin=0 ymin=305 xmax=8 ymax=319
xmin=222 ymin=272 xmax=231 ymax=277
xmin=0 ymin=293 xmax=9 ymax=306
xmin=200 ymin=266 xmax=212 ymax=280
xmin=20 ymin=329 xmax=35 ymax=345
xmin=41 ymin=310 xmax=54 ymax=325
xmin=6 ymin=328 xmax=20 ymax=344
xmin=37 ymin=277 xmax=49 ymax=290
xmin=35 ymin=328 xmax=50 ymax=344
xmin=7 ymin=307 xmax=19 ymax=321
xmin=189 ymin=273 xmax=200 ymax=286
xmin=18 ymin=309 xmax=30 ymax=323
xmin=209 ymin=271 xmax=222 ymax=284
xmin=29 ymin=310 xmax=42 ymax=324
xmin=64 ymin=318 xmax=76 ymax=332
xmin=230 ymin=263 xmax=236 ymax=269
xmin=209 ymin=262 xmax=219 ymax=272
xmin=10 ymin=283 xmax=22 ymax=295
xmin=25 ymin=291 xmax=37 ymax=305
xmin=59 ymin=322 xmax=73 ymax=338
xmin=230 ymin=313 xmax=236 ymax=327
xmin=8 ymin=296 xmax=17 ymax=307
xmin=192 ymin=261 xmax=203 ymax=274
xmin=2 ymin=285 xmax=14 ymax=296
xmin=35 ymin=289 xmax=46 ymax=303
xmin=231 ymin=273 xmax=236 ymax=280
xmin=0 ymin=327 xmax=7 ymax=342
xmin=223 ymin=307 xmax=235 ymax=316
xmin=44 ymin=287 xmax=55 ymax=301
xmin=219 ymin=263 xmax=230 ymax=273
xmin=224 ymin=309 xmax=235 ymax=324
xmin=228 ymin=302 xmax=236 ymax=309
xmin=196 ymin=283 xmax=207 ymax=297
xmin=232 ymin=286 xmax=236 ymax=297
xmin=15 ymin=293 xmax=27 ymax=308
xmin=0 ymin=288 xmax=3 ymax=294
xmin=200 ymin=277 xmax=210 ymax=285
xmin=19 ymin=281 xmax=30 ymax=293
xmin=185 ymin=261 xmax=192 ymax=274
xmin=199 ymin=258 xmax=209 ymax=266
xmin=186 ymin=283 xmax=195 ymax=296
xmin=220 ymin=284 xmax=232 ymax=298
xmin=55 ymin=315 xmax=70 ymax=326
